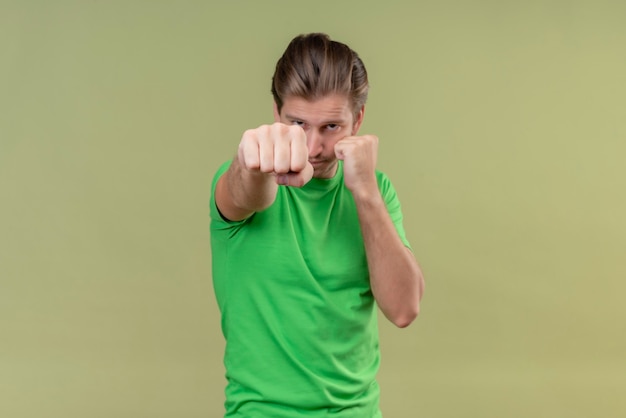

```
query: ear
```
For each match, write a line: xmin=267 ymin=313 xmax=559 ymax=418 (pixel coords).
xmin=273 ymin=101 xmax=281 ymax=123
xmin=352 ymin=106 xmax=365 ymax=135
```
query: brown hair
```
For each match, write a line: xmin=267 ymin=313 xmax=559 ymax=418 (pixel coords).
xmin=271 ymin=33 xmax=369 ymax=117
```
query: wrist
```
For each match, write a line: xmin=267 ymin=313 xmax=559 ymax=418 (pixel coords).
xmin=350 ymin=182 xmax=382 ymax=205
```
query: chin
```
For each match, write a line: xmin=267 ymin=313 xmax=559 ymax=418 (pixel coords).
xmin=312 ymin=162 xmax=338 ymax=179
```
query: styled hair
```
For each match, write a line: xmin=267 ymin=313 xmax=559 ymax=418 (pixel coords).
xmin=271 ymin=33 xmax=369 ymax=117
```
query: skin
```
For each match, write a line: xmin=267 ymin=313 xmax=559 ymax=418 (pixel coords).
xmin=215 ymin=93 xmax=424 ymax=327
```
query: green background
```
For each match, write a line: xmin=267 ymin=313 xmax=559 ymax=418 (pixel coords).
xmin=1 ymin=1 xmax=625 ymax=417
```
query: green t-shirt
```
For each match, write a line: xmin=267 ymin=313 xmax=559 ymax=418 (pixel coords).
xmin=210 ymin=160 xmax=410 ymax=417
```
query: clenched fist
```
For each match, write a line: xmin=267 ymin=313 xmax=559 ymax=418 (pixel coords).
xmin=238 ymin=123 xmax=314 ymax=187
xmin=335 ymin=135 xmax=379 ymax=196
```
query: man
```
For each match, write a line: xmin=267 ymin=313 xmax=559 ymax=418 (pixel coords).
xmin=210 ymin=33 xmax=424 ymax=417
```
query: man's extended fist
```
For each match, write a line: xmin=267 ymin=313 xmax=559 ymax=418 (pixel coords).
xmin=238 ymin=123 xmax=314 ymax=187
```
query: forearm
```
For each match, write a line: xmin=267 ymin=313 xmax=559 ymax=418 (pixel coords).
xmin=216 ymin=157 xmax=278 ymax=221
xmin=354 ymin=190 xmax=424 ymax=328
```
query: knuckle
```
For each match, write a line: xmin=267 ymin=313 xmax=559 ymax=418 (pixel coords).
xmin=241 ymin=157 xmax=259 ymax=170
xmin=288 ymin=124 xmax=305 ymax=138
xmin=240 ymin=129 xmax=256 ymax=145
xmin=274 ymin=162 xmax=289 ymax=174
xmin=291 ymin=159 xmax=306 ymax=171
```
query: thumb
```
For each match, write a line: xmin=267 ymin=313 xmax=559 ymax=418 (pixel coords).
xmin=334 ymin=142 xmax=346 ymax=160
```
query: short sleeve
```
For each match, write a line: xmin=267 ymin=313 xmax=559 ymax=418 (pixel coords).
xmin=377 ymin=171 xmax=412 ymax=250
xmin=209 ymin=160 xmax=249 ymax=232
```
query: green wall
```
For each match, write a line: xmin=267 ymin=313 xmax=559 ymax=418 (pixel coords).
xmin=1 ymin=1 xmax=625 ymax=417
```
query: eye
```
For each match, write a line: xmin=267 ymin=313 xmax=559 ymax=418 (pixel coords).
xmin=292 ymin=120 xmax=305 ymax=127
xmin=326 ymin=124 xmax=339 ymax=131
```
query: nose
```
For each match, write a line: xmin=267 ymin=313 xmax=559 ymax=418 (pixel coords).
xmin=307 ymin=129 xmax=323 ymax=158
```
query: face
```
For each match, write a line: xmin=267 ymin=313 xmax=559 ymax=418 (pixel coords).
xmin=274 ymin=94 xmax=364 ymax=179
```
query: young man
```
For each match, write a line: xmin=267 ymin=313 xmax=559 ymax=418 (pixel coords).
xmin=210 ymin=33 xmax=424 ymax=417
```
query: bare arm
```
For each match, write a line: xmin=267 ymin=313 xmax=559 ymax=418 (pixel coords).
xmin=215 ymin=123 xmax=313 ymax=222
xmin=215 ymin=157 xmax=278 ymax=222
xmin=336 ymin=135 xmax=424 ymax=328
xmin=353 ymin=190 xmax=424 ymax=328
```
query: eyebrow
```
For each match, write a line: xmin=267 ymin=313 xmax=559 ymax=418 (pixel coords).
xmin=284 ymin=114 xmax=346 ymax=125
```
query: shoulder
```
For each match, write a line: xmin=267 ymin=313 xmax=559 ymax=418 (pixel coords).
xmin=212 ymin=160 xmax=232 ymax=184
xmin=210 ymin=160 xmax=245 ymax=227
xmin=375 ymin=169 xmax=394 ymax=191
